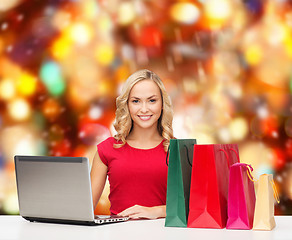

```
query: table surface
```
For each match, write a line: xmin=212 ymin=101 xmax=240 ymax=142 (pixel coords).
xmin=0 ymin=216 xmax=291 ymax=240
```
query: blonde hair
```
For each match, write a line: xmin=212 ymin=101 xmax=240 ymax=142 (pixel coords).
xmin=113 ymin=69 xmax=174 ymax=152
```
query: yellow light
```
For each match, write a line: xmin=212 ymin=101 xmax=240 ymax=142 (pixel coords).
xmin=205 ymin=0 xmax=231 ymax=20
xmin=3 ymin=192 xmax=19 ymax=215
xmin=117 ymin=2 xmax=136 ymax=26
xmin=97 ymin=14 xmax=113 ymax=33
xmin=95 ymin=44 xmax=115 ymax=66
xmin=205 ymin=0 xmax=231 ymax=29
xmin=17 ymin=72 xmax=37 ymax=96
xmin=51 ymin=35 xmax=72 ymax=60
xmin=284 ymin=37 xmax=292 ymax=59
xmin=229 ymin=117 xmax=249 ymax=141
xmin=244 ymin=45 xmax=263 ymax=65
xmin=0 ymin=78 xmax=15 ymax=100
xmin=69 ymin=23 xmax=93 ymax=46
xmin=8 ymin=98 xmax=31 ymax=121
xmin=170 ymin=2 xmax=200 ymax=25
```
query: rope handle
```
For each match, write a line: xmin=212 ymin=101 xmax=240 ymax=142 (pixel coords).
xmin=245 ymin=171 xmax=280 ymax=204
xmin=229 ymin=148 xmax=240 ymax=163
xmin=270 ymin=179 xmax=280 ymax=204
xmin=219 ymin=149 xmax=230 ymax=168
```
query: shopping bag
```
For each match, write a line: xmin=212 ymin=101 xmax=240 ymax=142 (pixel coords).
xmin=253 ymin=174 xmax=280 ymax=231
xmin=226 ymin=163 xmax=256 ymax=230
xmin=187 ymin=144 xmax=240 ymax=229
xmin=165 ymin=139 xmax=197 ymax=227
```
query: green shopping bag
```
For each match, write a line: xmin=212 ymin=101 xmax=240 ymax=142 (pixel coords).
xmin=165 ymin=139 xmax=197 ymax=227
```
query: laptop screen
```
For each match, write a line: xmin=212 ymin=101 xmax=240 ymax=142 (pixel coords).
xmin=14 ymin=156 xmax=95 ymax=222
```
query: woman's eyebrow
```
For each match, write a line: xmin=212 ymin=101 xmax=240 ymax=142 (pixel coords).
xmin=147 ymin=95 xmax=158 ymax=99
xmin=130 ymin=95 xmax=158 ymax=99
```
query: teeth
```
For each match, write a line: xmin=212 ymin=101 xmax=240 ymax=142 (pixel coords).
xmin=139 ymin=116 xmax=151 ymax=120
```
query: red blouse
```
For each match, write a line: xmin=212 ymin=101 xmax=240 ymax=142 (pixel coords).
xmin=97 ymin=137 xmax=167 ymax=215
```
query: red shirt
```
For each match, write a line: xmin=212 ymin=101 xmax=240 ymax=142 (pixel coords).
xmin=97 ymin=137 xmax=167 ymax=215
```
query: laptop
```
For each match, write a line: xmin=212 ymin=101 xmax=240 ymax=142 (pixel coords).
xmin=14 ymin=155 xmax=129 ymax=225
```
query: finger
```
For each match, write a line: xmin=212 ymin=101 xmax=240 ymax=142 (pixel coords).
xmin=118 ymin=205 xmax=140 ymax=216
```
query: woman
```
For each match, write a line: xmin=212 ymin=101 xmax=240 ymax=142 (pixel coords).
xmin=90 ymin=69 xmax=174 ymax=219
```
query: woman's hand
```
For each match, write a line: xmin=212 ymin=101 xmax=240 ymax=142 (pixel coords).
xmin=117 ymin=205 xmax=166 ymax=220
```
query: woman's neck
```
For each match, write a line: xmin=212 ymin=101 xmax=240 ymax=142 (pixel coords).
xmin=126 ymin=125 xmax=162 ymax=143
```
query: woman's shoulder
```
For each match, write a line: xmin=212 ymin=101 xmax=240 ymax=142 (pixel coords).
xmin=98 ymin=137 xmax=115 ymax=146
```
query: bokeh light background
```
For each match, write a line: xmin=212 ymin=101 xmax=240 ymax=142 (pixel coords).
xmin=0 ymin=0 xmax=292 ymax=215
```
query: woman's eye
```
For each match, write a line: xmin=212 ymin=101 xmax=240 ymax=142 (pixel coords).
xmin=150 ymin=99 xmax=156 ymax=103
xmin=132 ymin=100 xmax=139 ymax=103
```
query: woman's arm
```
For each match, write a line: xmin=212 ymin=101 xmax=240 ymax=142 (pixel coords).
xmin=118 ymin=205 xmax=166 ymax=219
xmin=90 ymin=149 xmax=108 ymax=210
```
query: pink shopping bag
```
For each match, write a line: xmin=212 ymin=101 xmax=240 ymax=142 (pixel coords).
xmin=226 ymin=163 xmax=256 ymax=230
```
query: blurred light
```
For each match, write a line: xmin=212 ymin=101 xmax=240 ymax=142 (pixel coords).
xmin=256 ymin=164 xmax=274 ymax=178
xmin=0 ymin=125 xmax=41 ymax=161
xmin=69 ymin=23 xmax=93 ymax=46
xmin=79 ymin=123 xmax=111 ymax=145
xmin=266 ymin=22 xmax=288 ymax=46
xmin=0 ymin=78 xmax=15 ymax=100
xmin=17 ymin=72 xmax=37 ymax=97
xmin=182 ymin=77 xmax=199 ymax=94
xmin=173 ymin=114 xmax=189 ymax=138
xmin=229 ymin=117 xmax=248 ymax=141
xmin=117 ymin=2 xmax=136 ymax=26
xmin=272 ymin=148 xmax=286 ymax=170
xmin=42 ymin=98 xmax=61 ymax=121
xmin=0 ymin=0 xmax=21 ymax=11
xmin=244 ymin=45 xmax=263 ymax=65
xmin=255 ymin=57 xmax=290 ymax=88
xmin=89 ymin=106 xmax=103 ymax=120
xmin=1 ymin=22 xmax=8 ymax=31
xmin=170 ymin=2 xmax=200 ymax=25
xmin=50 ymin=35 xmax=72 ymax=60
xmin=240 ymin=142 xmax=273 ymax=174
xmin=257 ymin=106 xmax=269 ymax=119
xmin=218 ymin=127 xmax=231 ymax=143
xmin=40 ymin=61 xmax=66 ymax=96
xmin=83 ymin=0 xmax=99 ymax=20
xmin=285 ymin=37 xmax=292 ymax=59
xmin=51 ymin=10 xmax=72 ymax=31
xmin=97 ymin=14 xmax=113 ymax=33
xmin=205 ymin=0 xmax=231 ymax=28
xmin=3 ymin=192 xmax=19 ymax=214
xmin=8 ymin=98 xmax=31 ymax=121
xmin=95 ymin=44 xmax=115 ymax=66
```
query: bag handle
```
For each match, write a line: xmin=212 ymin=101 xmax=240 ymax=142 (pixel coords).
xmin=165 ymin=144 xmax=192 ymax=166
xmin=166 ymin=146 xmax=170 ymax=166
xmin=270 ymin=179 xmax=280 ymax=204
xmin=219 ymin=149 xmax=230 ymax=168
xmin=229 ymin=148 xmax=240 ymax=163
xmin=184 ymin=145 xmax=192 ymax=166
xmin=246 ymin=171 xmax=280 ymax=204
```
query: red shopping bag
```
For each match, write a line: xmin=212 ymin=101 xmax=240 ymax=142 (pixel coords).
xmin=187 ymin=144 xmax=239 ymax=229
xmin=226 ymin=163 xmax=256 ymax=230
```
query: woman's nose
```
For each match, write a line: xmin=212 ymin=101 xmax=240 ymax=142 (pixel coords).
xmin=140 ymin=102 xmax=148 ymax=112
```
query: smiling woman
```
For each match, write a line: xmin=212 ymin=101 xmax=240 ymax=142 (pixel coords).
xmin=90 ymin=69 xmax=175 ymax=219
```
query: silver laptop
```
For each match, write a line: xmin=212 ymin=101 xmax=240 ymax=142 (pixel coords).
xmin=14 ymin=155 xmax=129 ymax=225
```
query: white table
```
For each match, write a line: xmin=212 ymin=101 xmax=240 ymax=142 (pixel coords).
xmin=0 ymin=216 xmax=291 ymax=240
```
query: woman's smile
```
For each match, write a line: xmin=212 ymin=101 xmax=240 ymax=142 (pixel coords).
xmin=138 ymin=115 xmax=153 ymax=121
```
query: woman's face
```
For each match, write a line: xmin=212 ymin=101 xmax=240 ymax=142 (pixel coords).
xmin=128 ymin=79 xmax=163 ymax=131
